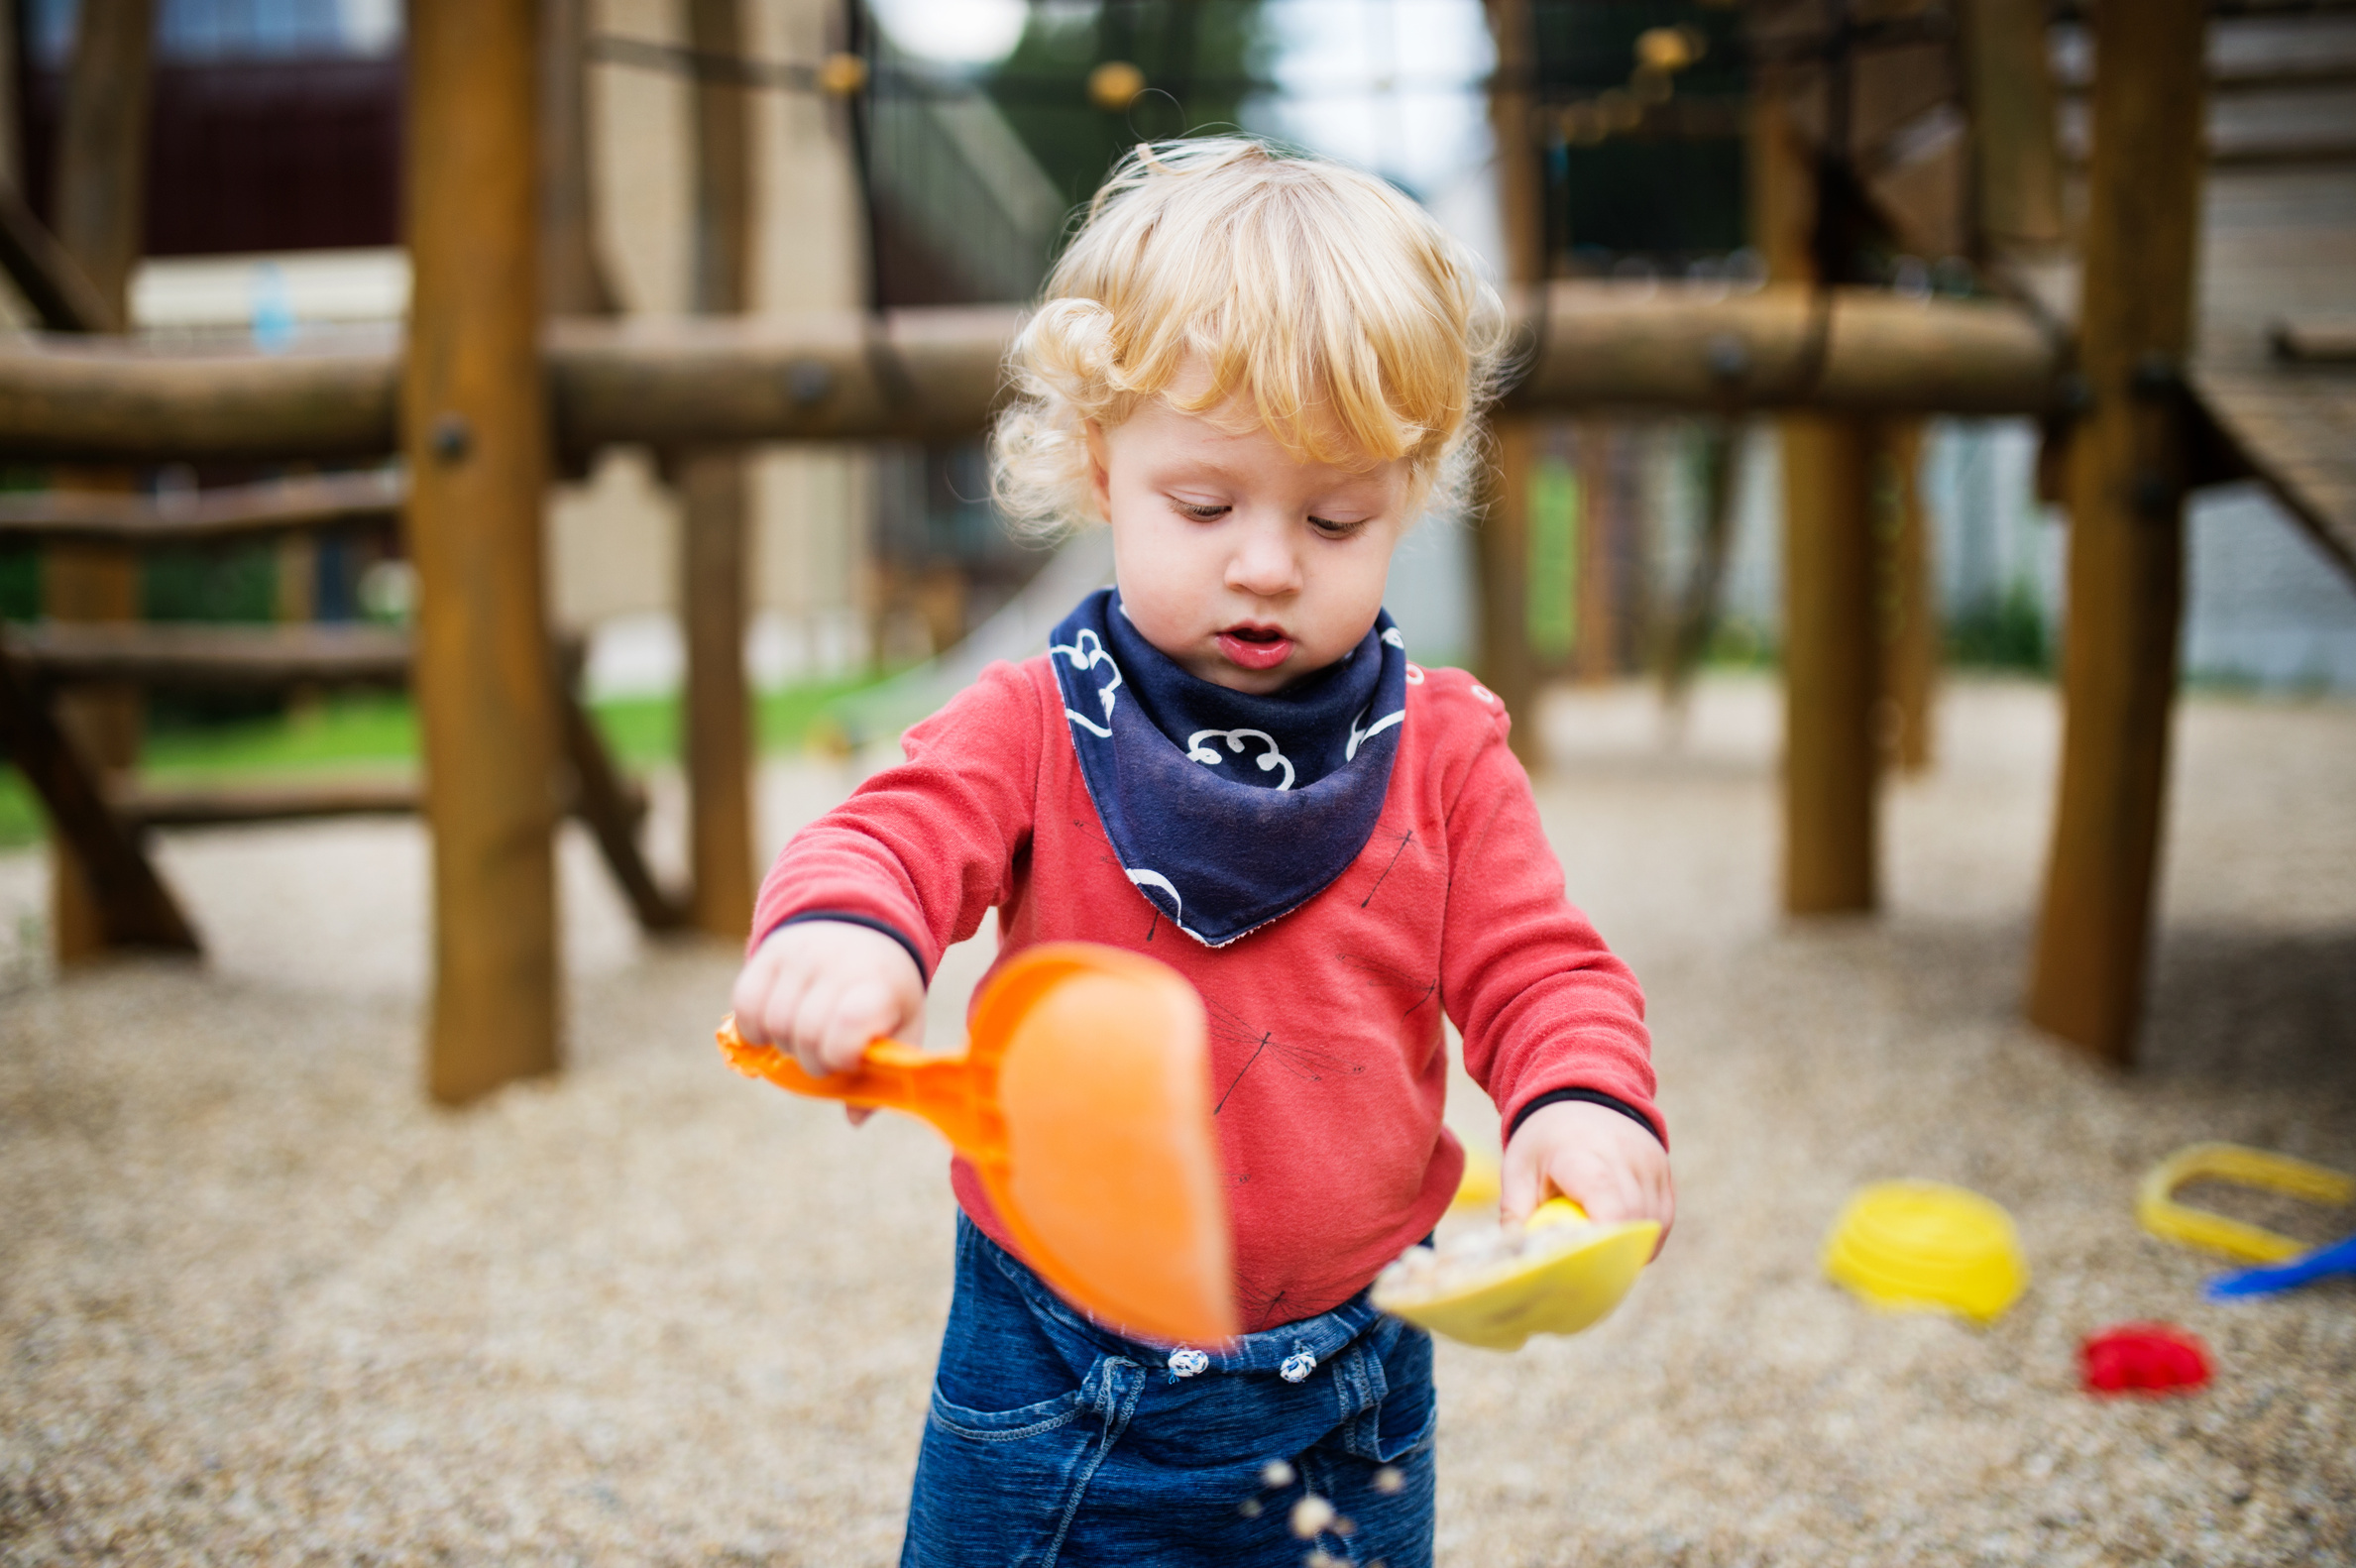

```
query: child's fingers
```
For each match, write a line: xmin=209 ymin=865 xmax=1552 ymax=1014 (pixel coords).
xmin=1552 ymin=1151 xmax=1643 ymax=1225
xmin=787 ymin=976 xmax=848 ymax=1079
xmin=741 ymin=954 xmax=814 ymax=1051
xmin=731 ymin=925 xmax=810 ymax=1042
xmin=1499 ymin=1138 xmax=1546 ymax=1226
xmin=819 ymin=979 xmax=896 ymax=1074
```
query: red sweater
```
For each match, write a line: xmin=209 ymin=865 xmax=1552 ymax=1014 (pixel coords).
xmin=752 ymin=654 xmax=1659 ymax=1329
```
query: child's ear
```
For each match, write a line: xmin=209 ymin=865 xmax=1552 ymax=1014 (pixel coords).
xmin=1083 ymin=419 xmax=1112 ymax=521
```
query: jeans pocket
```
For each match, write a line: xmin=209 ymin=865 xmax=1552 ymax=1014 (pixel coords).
xmin=927 ymin=1384 xmax=1089 ymax=1443
xmin=904 ymin=1357 xmax=1146 ymax=1568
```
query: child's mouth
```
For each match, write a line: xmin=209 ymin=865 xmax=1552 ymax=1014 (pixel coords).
xmin=1216 ymin=624 xmax=1294 ymax=671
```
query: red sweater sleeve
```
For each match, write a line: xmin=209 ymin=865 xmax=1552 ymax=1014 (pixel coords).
xmin=1439 ymin=702 xmax=1663 ymax=1146
xmin=748 ymin=660 xmax=1041 ymax=975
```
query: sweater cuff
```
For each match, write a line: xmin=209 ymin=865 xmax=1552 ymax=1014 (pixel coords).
xmin=758 ymin=910 xmax=932 ymax=985
xmin=1507 ymin=1087 xmax=1663 ymax=1148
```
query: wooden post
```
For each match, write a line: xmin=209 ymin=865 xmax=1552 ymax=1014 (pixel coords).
xmin=53 ymin=0 xmax=154 ymax=314
xmin=1755 ymin=60 xmax=1880 ymax=914
xmin=2026 ymin=0 xmax=2208 ymax=1064
xmin=0 ymin=0 xmax=19 ymax=192
xmin=45 ymin=0 xmax=154 ymax=963
xmin=1572 ymin=424 xmax=1618 ymax=684
xmin=679 ymin=452 xmax=754 ymax=936
xmin=1880 ymin=420 xmax=1937 ymax=772
xmin=404 ymin=0 xmax=562 ymax=1103
xmin=1478 ymin=0 xmax=1540 ymax=762
xmin=678 ymin=0 xmax=757 ymax=937
xmin=538 ymin=0 xmax=617 ymax=320
xmin=1961 ymin=0 xmax=2067 ymax=260
xmin=1474 ymin=419 xmax=1536 ymax=754
xmin=1782 ymin=416 xmax=1877 ymax=909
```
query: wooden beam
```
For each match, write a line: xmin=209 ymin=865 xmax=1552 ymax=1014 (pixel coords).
xmin=1571 ymin=424 xmax=1619 ymax=684
xmin=0 ymin=288 xmax=2069 ymax=465
xmin=109 ymin=778 xmax=419 ymax=829
xmin=1474 ymin=418 xmax=1538 ymax=760
xmin=0 ymin=0 xmax=18 ymax=192
xmin=538 ymin=0 xmax=617 ymax=319
xmin=2 ymin=622 xmax=413 ymax=688
xmin=45 ymin=0 xmax=156 ymax=964
xmin=687 ymin=0 xmax=753 ymax=319
xmin=1654 ymin=420 xmax=1741 ymax=721
xmin=0 ymin=469 xmax=402 ymax=546
xmin=548 ymin=308 xmax=1018 ymax=456
xmin=404 ymin=0 xmax=562 ymax=1104
xmin=1477 ymin=0 xmax=1541 ymax=763
xmin=1512 ymin=284 xmax=2065 ymax=415
xmin=2188 ymin=365 xmax=2356 ymax=588
xmin=1961 ymin=0 xmax=2067 ymax=259
xmin=1781 ymin=414 xmax=1879 ymax=911
xmin=52 ymin=0 xmax=155 ymax=314
xmin=2272 ymin=319 xmax=2356 ymax=365
xmin=0 ymin=180 xmax=118 ymax=333
xmin=558 ymin=685 xmax=689 ymax=934
xmin=677 ymin=0 xmax=757 ymax=940
xmin=0 ymin=335 xmax=402 ymax=463
xmin=2056 ymin=56 xmax=2356 ymax=96
xmin=0 ymin=644 xmax=198 ymax=953
xmin=1755 ymin=51 xmax=1881 ymax=916
xmin=1879 ymin=419 xmax=1938 ymax=773
xmin=2027 ymin=0 xmax=2209 ymax=1064
xmin=678 ymin=451 xmax=755 ymax=936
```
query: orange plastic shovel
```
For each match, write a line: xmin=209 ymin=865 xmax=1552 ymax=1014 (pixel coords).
xmin=717 ymin=942 xmax=1237 ymax=1346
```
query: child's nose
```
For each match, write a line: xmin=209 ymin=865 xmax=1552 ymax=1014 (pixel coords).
xmin=1225 ymin=523 xmax=1300 ymax=598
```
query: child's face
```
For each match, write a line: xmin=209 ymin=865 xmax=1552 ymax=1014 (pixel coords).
xmin=1086 ymin=380 xmax=1409 ymax=696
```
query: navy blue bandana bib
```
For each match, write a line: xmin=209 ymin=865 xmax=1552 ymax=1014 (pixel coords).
xmin=1048 ymin=589 xmax=1409 ymax=946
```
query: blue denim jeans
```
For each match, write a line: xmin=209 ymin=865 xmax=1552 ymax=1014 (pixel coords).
xmin=902 ymin=1214 xmax=1438 ymax=1568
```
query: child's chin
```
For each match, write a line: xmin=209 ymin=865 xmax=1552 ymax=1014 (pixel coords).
xmin=1221 ymin=657 xmax=1314 ymax=695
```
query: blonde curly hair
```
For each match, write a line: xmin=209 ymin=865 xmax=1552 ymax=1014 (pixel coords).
xmin=991 ymin=137 xmax=1509 ymax=537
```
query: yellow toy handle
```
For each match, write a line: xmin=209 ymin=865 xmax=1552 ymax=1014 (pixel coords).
xmin=715 ymin=1015 xmax=998 ymax=1158
xmin=2138 ymin=1142 xmax=2354 ymax=1264
xmin=1530 ymin=1196 xmax=1590 ymax=1228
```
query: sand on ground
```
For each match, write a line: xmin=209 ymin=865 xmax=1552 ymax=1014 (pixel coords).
xmin=3 ymin=674 xmax=2352 ymax=1566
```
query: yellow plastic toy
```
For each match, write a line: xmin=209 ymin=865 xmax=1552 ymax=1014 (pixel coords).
xmin=1821 ymin=1180 xmax=2028 ymax=1324
xmin=2136 ymin=1142 xmax=2355 ymax=1265
xmin=1372 ymin=1197 xmax=1661 ymax=1351
xmin=1451 ymin=1147 xmax=1502 ymax=1212
xmin=718 ymin=942 xmax=1237 ymax=1346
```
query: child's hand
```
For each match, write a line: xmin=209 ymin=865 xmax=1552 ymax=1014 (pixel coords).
xmin=730 ymin=921 xmax=926 ymax=1122
xmin=1501 ymin=1100 xmax=1675 ymax=1255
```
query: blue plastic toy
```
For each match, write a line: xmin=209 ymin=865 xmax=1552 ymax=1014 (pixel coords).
xmin=2205 ymin=1234 xmax=2356 ymax=1300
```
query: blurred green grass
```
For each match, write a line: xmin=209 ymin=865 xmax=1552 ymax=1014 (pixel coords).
xmin=0 ymin=674 xmax=885 ymax=850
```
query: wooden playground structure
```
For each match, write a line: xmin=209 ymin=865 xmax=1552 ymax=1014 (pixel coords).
xmin=1 ymin=0 xmax=2350 ymax=1100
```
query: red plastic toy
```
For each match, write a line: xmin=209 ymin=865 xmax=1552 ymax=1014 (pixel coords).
xmin=2081 ymin=1324 xmax=2212 ymax=1397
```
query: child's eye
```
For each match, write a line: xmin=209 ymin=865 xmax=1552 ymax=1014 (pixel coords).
xmin=1309 ymin=514 xmax=1368 ymax=540
xmin=1173 ymin=500 xmax=1229 ymax=521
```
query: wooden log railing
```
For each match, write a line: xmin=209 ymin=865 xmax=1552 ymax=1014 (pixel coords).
xmin=0 ymin=620 xmax=686 ymax=937
xmin=0 ymin=285 xmax=2070 ymax=466
xmin=0 ymin=469 xmax=403 ymax=546
xmin=0 ymin=639 xmax=199 ymax=953
xmin=3 ymin=621 xmax=415 ymax=688
xmin=108 ymin=778 xmax=422 ymax=830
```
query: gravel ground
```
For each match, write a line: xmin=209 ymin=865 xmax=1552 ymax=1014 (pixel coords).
xmin=3 ymin=674 xmax=2352 ymax=1566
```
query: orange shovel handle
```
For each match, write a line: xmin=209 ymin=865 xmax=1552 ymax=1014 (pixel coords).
xmin=716 ymin=1015 xmax=997 ymax=1157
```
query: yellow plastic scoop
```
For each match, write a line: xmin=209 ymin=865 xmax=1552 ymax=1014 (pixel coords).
xmin=718 ymin=942 xmax=1237 ymax=1346
xmin=1372 ymin=1197 xmax=1660 ymax=1351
